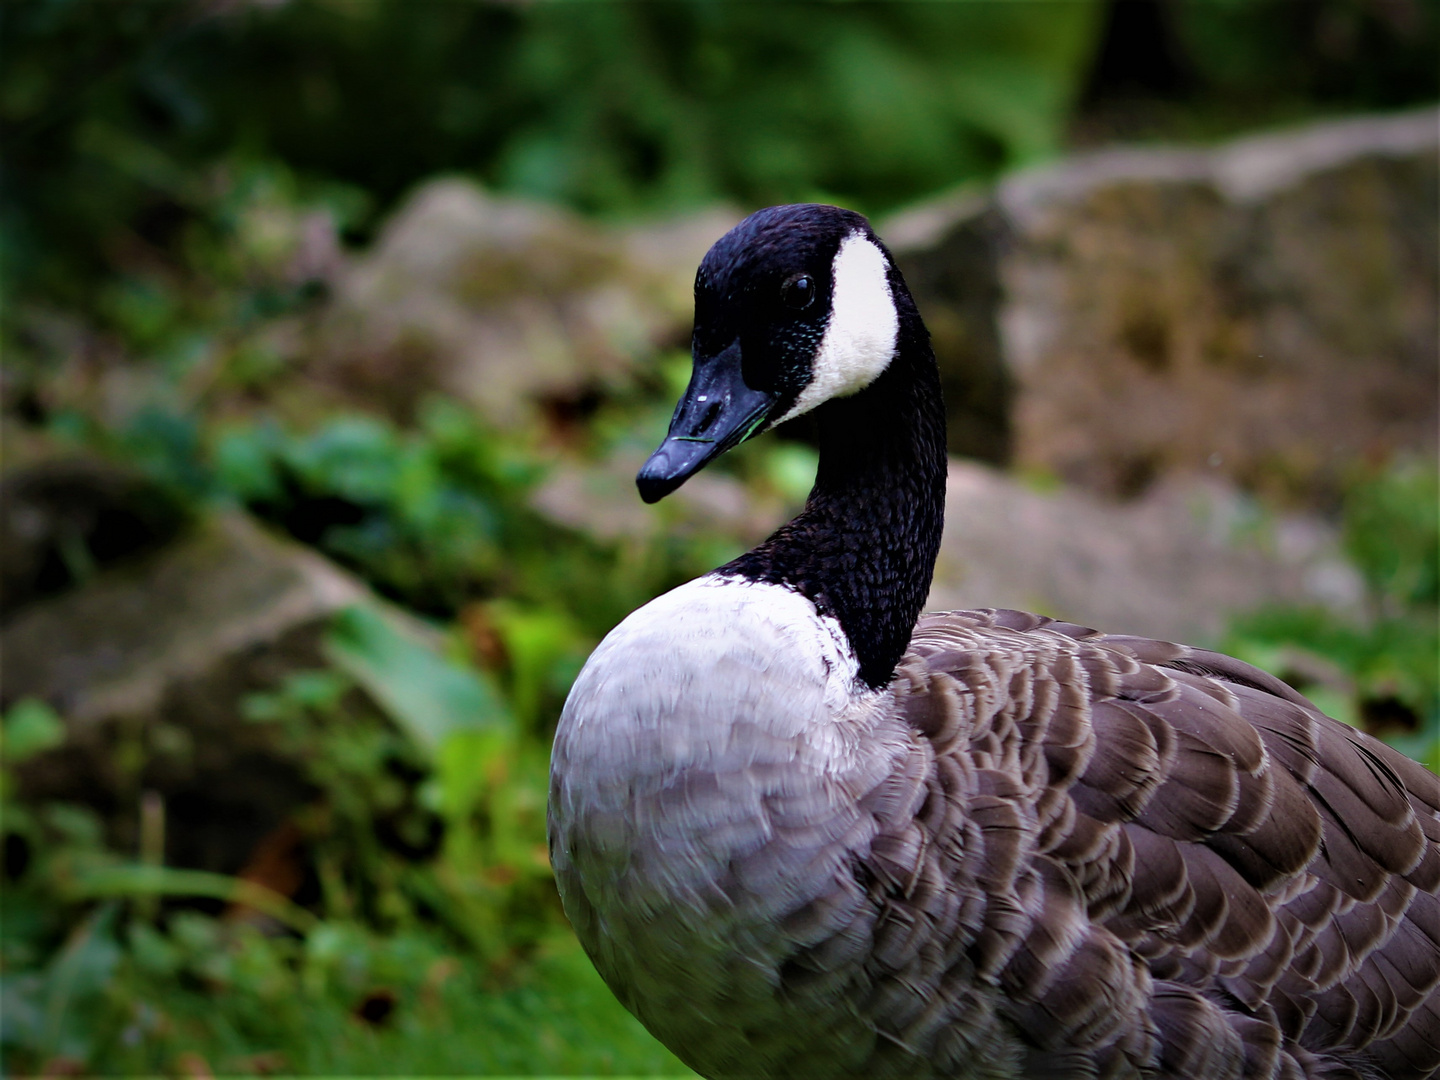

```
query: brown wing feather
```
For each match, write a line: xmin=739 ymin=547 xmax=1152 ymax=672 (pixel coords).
xmin=890 ymin=608 xmax=1440 ymax=1080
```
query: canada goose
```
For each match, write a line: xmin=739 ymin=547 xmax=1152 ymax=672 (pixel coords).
xmin=548 ymin=204 xmax=1440 ymax=1079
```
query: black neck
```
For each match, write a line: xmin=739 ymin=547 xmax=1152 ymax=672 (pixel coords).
xmin=722 ymin=291 xmax=947 ymax=688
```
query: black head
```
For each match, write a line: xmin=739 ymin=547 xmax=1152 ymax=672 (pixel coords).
xmin=637 ymin=204 xmax=902 ymax=503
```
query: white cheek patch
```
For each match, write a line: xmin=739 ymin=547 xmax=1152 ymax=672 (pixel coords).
xmin=775 ymin=232 xmax=899 ymax=424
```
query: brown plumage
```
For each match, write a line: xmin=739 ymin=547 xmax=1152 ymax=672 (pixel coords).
xmin=856 ymin=607 xmax=1440 ymax=1079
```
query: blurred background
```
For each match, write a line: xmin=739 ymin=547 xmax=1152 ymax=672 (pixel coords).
xmin=1 ymin=1 xmax=1436 ymax=1075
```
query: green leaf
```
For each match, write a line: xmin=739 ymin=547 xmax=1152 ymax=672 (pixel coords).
xmin=41 ymin=902 xmax=122 ymax=1061
xmin=3 ymin=699 xmax=66 ymax=763
xmin=488 ymin=601 xmax=586 ymax=730
xmin=60 ymin=865 xmax=318 ymax=935
xmin=286 ymin=416 xmax=399 ymax=504
xmin=211 ymin=422 xmax=284 ymax=502
xmin=1343 ymin=460 xmax=1439 ymax=607
xmin=325 ymin=604 xmax=512 ymax=754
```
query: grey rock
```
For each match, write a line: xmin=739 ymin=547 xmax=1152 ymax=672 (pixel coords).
xmin=531 ymin=448 xmax=785 ymax=546
xmin=883 ymin=192 xmax=1011 ymax=466
xmin=532 ymin=451 xmax=1364 ymax=649
xmin=2 ymin=511 xmax=365 ymax=726
xmin=318 ymin=178 xmax=739 ymax=425
xmin=1 ymin=466 xmax=492 ymax=877
xmin=618 ymin=205 xmax=748 ymax=320
xmin=1 ymin=510 xmax=376 ymax=875
xmin=930 ymin=460 xmax=1364 ymax=646
xmin=886 ymin=107 xmax=1439 ymax=505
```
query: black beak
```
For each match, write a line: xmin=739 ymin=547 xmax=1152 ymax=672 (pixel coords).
xmin=636 ymin=340 xmax=777 ymax=504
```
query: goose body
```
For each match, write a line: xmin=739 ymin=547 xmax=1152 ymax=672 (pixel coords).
xmin=548 ymin=205 xmax=1440 ymax=1079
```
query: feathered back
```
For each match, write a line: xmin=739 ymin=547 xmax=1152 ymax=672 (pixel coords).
xmin=817 ymin=608 xmax=1440 ymax=1079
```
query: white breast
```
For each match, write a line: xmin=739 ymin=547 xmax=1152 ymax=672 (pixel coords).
xmin=548 ymin=574 xmax=906 ymax=1075
xmin=562 ymin=575 xmax=862 ymax=743
xmin=551 ymin=576 xmax=869 ymax=891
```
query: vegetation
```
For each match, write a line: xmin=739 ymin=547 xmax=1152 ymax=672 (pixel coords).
xmin=1 ymin=2 xmax=1435 ymax=1076
xmin=1224 ymin=460 xmax=1440 ymax=772
xmin=2 ymin=640 xmax=695 ymax=1075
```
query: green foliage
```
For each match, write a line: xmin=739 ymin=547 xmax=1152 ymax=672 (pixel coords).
xmin=212 ymin=402 xmax=537 ymax=616
xmin=0 ymin=561 xmax=659 ymax=1071
xmin=3 ymin=0 xmax=1106 ymax=320
xmin=1224 ymin=460 xmax=1440 ymax=771
xmin=3 ymin=904 xmax=690 ymax=1076
xmin=1171 ymin=0 xmax=1439 ymax=114
xmin=1 ymin=698 xmax=66 ymax=764
xmin=1342 ymin=460 xmax=1439 ymax=611
xmin=11 ymin=0 xmax=1434 ymax=328
xmin=326 ymin=603 xmax=513 ymax=753
xmin=2 ymin=647 xmax=692 ymax=1074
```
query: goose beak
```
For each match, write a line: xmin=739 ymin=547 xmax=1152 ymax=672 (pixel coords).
xmin=637 ymin=340 xmax=777 ymax=504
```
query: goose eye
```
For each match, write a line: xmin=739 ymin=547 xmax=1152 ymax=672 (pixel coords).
xmin=781 ymin=273 xmax=816 ymax=310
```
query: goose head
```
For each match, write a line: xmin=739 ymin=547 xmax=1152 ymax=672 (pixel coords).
xmin=637 ymin=204 xmax=903 ymax=504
